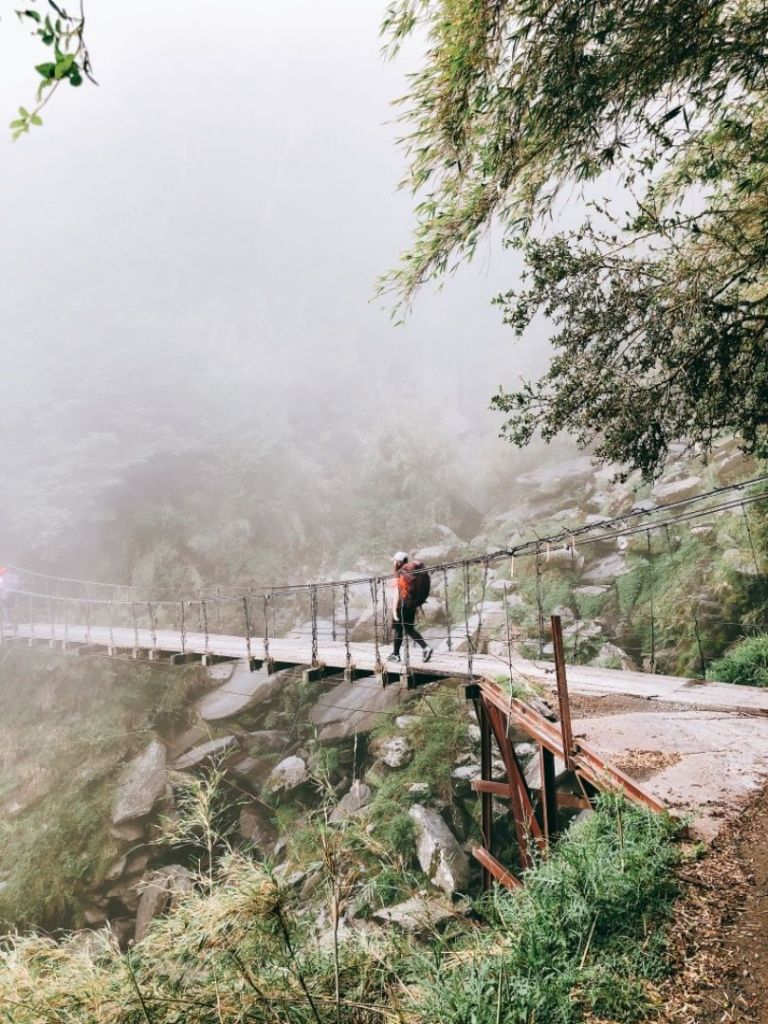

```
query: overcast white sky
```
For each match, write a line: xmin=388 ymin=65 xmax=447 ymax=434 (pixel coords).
xmin=0 ymin=1 xmax=546 ymax=433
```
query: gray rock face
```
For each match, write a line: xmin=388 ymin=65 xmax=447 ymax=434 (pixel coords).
xmin=172 ymin=735 xmax=237 ymax=771
xmin=372 ymin=896 xmax=460 ymax=933
xmin=134 ymin=865 xmax=195 ymax=943
xmin=309 ymin=676 xmax=404 ymax=742
xmin=329 ymin=780 xmax=372 ymax=823
xmin=651 ymin=476 xmax=703 ymax=503
xmin=238 ymin=806 xmax=277 ymax=851
xmin=409 ymin=804 xmax=470 ymax=895
xmin=230 ymin=755 xmax=272 ymax=786
xmin=244 ymin=730 xmax=289 ymax=753
xmin=516 ymin=457 xmax=595 ymax=500
xmin=581 ymin=552 xmax=631 ymax=584
xmin=376 ymin=735 xmax=412 ymax=768
xmin=195 ymin=662 xmax=289 ymax=721
xmin=266 ymin=755 xmax=309 ymax=793
xmin=112 ymin=741 xmax=167 ymax=825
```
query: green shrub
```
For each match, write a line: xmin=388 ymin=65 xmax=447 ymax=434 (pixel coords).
xmin=706 ymin=633 xmax=768 ymax=687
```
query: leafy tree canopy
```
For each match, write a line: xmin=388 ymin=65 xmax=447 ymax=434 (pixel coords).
xmin=9 ymin=0 xmax=93 ymax=139
xmin=382 ymin=0 xmax=768 ymax=477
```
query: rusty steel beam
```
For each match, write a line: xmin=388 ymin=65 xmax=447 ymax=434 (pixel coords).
xmin=551 ymin=615 xmax=575 ymax=768
xmin=477 ymin=679 xmax=667 ymax=816
xmin=471 ymin=846 xmax=522 ymax=890
xmin=485 ymin=700 xmax=545 ymax=866
xmin=471 ymin=778 xmax=589 ymax=812
xmin=472 ymin=695 xmax=494 ymax=891
xmin=539 ymin=746 xmax=559 ymax=843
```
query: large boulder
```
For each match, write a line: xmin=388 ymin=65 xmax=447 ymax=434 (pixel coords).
xmin=238 ymin=805 xmax=277 ymax=851
xmin=266 ymin=756 xmax=309 ymax=793
xmin=112 ymin=742 xmax=167 ymax=825
xmin=195 ymin=662 xmax=291 ymax=721
xmin=172 ymin=735 xmax=238 ymax=771
xmin=651 ymin=476 xmax=703 ymax=504
xmin=372 ymin=896 xmax=462 ymax=934
xmin=134 ymin=865 xmax=195 ymax=943
xmin=330 ymin=780 xmax=372 ymax=823
xmin=409 ymin=804 xmax=470 ymax=895
xmin=308 ymin=676 xmax=404 ymax=742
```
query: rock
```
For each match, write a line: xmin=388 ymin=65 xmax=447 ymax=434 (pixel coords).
xmin=372 ymin=896 xmax=463 ymax=934
xmin=110 ymin=820 xmax=145 ymax=842
xmin=230 ymin=755 xmax=272 ymax=787
xmin=309 ymin=676 xmax=404 ymax=742
xmin=408 ymin=783 xmax=430 ymax=798
xmin=82 ymin=904 xmax=107 ymax=928
xmin=551 ymin=605 xmax=575 ymax=623
xmin=541 ymin=547 xmax=584 ymax=570
xmin=409 ymin=804 xmax=470 ymax=895
xmin=593 ymin=642 xmax=638 ymax=671
xmin=104 ymin=878 xmax=141 ymax=914
xmin=134 ymin=865 xmax=195 ymax=943
xmin=124 ymin=850 xmax=153 ymax=877
xmin=103 ymin=856 xmax=127 ymax=883
xmin=195 ymin=662 xmax=292 ymax=721
xmin=329 ymin=781 xmax=372 ymax=823
xmin=525 ymin=753 xmax=566 ymax=790
xmin=266 ymin=756 xmax=309 ymax=793
xmin=112 ymin=741 xmax=167 ymax=825
xmin=651 ymin=476 xmax=703 ymax=504
xmin=395 ymin=715 xmax=420 ymax=730
xmin=239 ymin=806 xmax=277 ymax=850
xmin=172 ymin=735 xmax=238 ymax=771
xmin=690 ymin=525 xmax=716 ymax=540
xmin=109 ymin=917 xmax=136 ymax=950
xmin=244 ymin=730 xmax=289 ymax=753
xmin=722 ymin=548 xmax=759 ymax=576
xmin=581 ymin=552 xmax=631 ymax=584
xmin=573 ymin=585 xmax=609 ymax=598
xmin=516 ymin=457 xmax=595 ymax=501
xmin=376 ymin=736 xmax=412 ymax=769
xmin=712 ymin=450 xmax=756 ymax=484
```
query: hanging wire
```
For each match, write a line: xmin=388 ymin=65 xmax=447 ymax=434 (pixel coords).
xmin=342 ymin=583 xmax=351 ymax=669
xmin=534 ymin=544 xmax=545 ymax=659
xmin=742 ymin=502 xmax=762 ymax=578
xmin=503 ymin=581 xmax=514 ymax=682
xmin=463 ymin=562 xmax=474 ymax=680
xmin=262 ymin=592 xmax=270 ymax=667
xmin=646 ymin=530 xmax=656 ymax=672
xmin=381 ymin=578 xmax=389 ymax=646
xmin=442 ymin=567 xmax=453 ymax=651
xmin=664 ymin=524 xmax=706 ymax=676
xmin=180 ymin=600 xmax=187 ymax=655
xmin=310 ymin=584 xmax=319 ymax=668
xmin=201 ymin=598 xmax=209 ymax=658
xmin=130 ymin=602 xmax=139 ymax=651
xmin=370 ymin=578 xmax=381 ymax=671
xmin=242 ymin=594 xmax=253 ymax=666
xmin=331 ymin=588 xmax=337 ymax=642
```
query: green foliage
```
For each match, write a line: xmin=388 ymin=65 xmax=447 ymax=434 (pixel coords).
xmin=11 ymin=2 xmax=93 ymax=139
xmin=382 ymin=0 xmax=768 ymax=477
xmin=410 ymin=796 xmax=680 ymax=1024
xmin=0 ymin=648 xmax=201 ymax=928
xmin=0 ymin=796 xmax=680 ymax=1024
xmin=707 ymin=634 xmax=768 ymax=687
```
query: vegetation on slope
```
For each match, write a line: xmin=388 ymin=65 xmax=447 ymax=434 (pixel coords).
xmin=0 ymin=794 xmax=679 ymax=1024
xmin=0 ymin=648 xmax=200 ymax=930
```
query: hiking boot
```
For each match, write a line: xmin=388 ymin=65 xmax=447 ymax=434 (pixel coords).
xmin=422 ymin=646 xmax=433 ymax=663
xmin=387 ymin=652 xmax=401 ymax=663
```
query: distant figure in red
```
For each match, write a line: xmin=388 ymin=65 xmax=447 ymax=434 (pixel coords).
xmin=387 ymin=551 xmax=433 ymax=664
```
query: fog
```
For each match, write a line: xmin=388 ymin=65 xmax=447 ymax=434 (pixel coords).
xmin=0 ymin=1 xmax=553 ymax=583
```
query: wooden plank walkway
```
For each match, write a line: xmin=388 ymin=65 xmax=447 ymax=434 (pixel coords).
xmin=5 ymin=622 xmax=768 ymax=716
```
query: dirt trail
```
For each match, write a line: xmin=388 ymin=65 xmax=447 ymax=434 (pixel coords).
xmin=661 ymin=787 xmax=768 ymax=1023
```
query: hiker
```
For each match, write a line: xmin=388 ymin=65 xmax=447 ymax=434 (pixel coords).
xmin=387 ymin=551 xmax=433 ymax=663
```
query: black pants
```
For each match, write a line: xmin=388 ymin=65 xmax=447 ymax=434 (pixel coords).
xmin=392 ymin=605 xmax=427 ymax=655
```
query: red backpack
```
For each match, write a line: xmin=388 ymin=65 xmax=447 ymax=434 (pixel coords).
xmin=398 ymin=560 xmax=431 ymax=608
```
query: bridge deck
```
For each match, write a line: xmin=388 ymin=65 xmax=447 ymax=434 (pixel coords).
xmin=5 ymin=622 xmax=768 ymax=716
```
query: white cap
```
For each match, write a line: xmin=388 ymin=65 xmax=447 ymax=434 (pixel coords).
xmin=393 ymin=551 xmax=408 ymax=563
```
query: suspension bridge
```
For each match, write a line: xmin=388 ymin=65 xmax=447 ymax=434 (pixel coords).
xmin=4 ymin=475 xmax=768 ymax=886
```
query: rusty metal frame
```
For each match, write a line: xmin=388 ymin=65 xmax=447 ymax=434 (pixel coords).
xmin=467 ymin=615 xmax=667 ymax=889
